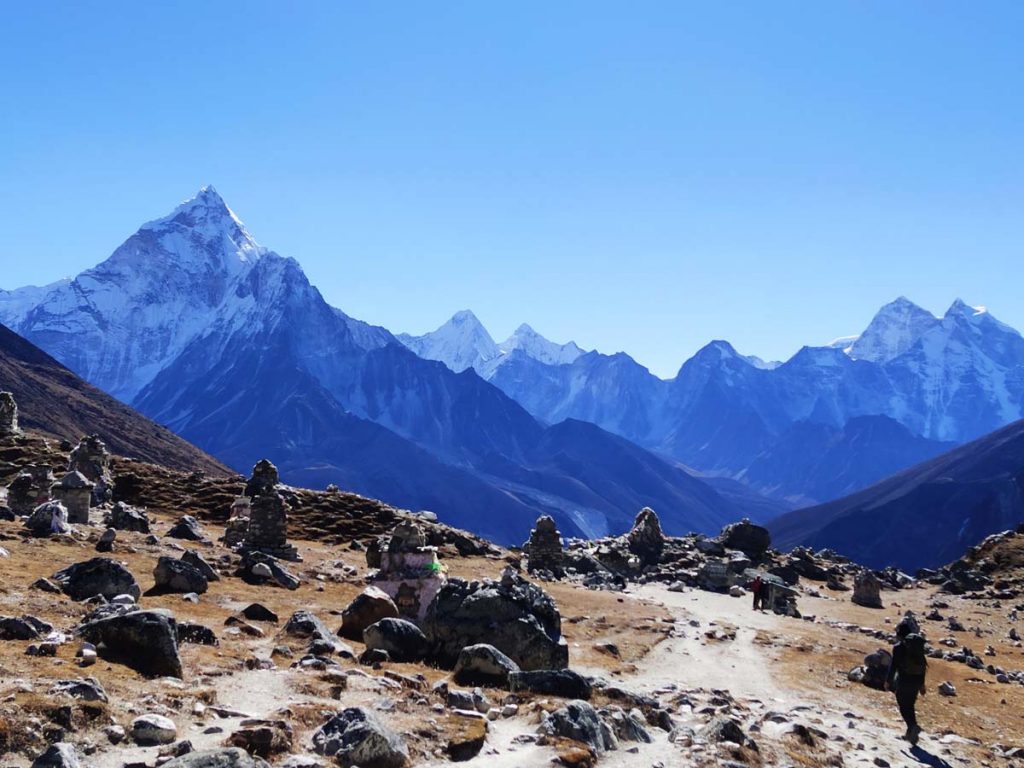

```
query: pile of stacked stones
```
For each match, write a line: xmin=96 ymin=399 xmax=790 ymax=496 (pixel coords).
xmin=68 ymin=434 xmax=113 ymax=505
xmin=239 ymin=459 xmax=299 ymax=562
xmin=523 ymin=515 xmax=565 ymax=577
xmin=0 ymin=391 xmax=19 ymax=437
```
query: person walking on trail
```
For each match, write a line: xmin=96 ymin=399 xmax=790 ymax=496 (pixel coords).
xmin=886 ymin=618 xmax=928 ymax=745
xmin=751 ymin=575 xmax=764 ymax=611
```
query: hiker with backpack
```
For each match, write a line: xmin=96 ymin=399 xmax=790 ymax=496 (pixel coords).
xmin=751 ymin=575 xmax=764 ymax=611
xmin=886 ymin=616 xmax=928 ymax=745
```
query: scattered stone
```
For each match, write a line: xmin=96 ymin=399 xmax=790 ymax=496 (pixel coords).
xmin=938 ymin=682 xmax=957 ymax=697
xmin=31 ymin=577 xmax=62 ymax=593
xmin=363 ymin=618 xmax=428 ymax=662
xmin=240 ymin=551 xmax=300 ymax=590
xmin=0 ymin=614 xmax=50 ymax=640
xmin=182 ymin=550 xmax=220 ymax=581
xmin=510 ymin=669 xmax=592 ymax=700
xmin=179 ymin=622 xmax=218 ymax=646
xmin=153 ymin=556 xmax=209 ymax=594
xmin=699 ymin=716 xmax=751 ymax=747
xmin=423 ymin=567 xmax=567 ymax=670
xmin=228 ymin=720 xmax=294 ymax=757
xmin=161 ymin=748 xmax=272 ymax=768
xmin=241 ymin=603 xmax=279 ymax=623
xmin=48 ymin=678 xmax=108 ymax=702
xmin=53 ymin=557 xmax=142 ymax=601
xmin=339 ymin=586 xmax=399 ymax=640
xmin=30 ymin=743 xmax=80 ymax=768
xmin=131 ymin=713 xmax=178 ymax=745
xmin=311 ymin=707 xmax=409 ymax=767
xmin=106 ymin=501 xmax=150 ymax=533
xmin=96 ymin=527 xmax=116 ymax=552
xmin=167 ymin=515 xmax=209 ymax=542
xmin=541 ymin=700 xmax=616 ymax=755
xmin=453 ymin=643 xmax=521 ymax=687
xmin=77 ymin=608 xmax=182 ymax=678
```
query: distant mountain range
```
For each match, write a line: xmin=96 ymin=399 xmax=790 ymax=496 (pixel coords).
xmin=0 ymin=188 xmax=741 ymax=544
xmin=399 ymin=296 xmax=1024 ymax=506
xmin=770 ymin=418 xmax=1024 ymax=571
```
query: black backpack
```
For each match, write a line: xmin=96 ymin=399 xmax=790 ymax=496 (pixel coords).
xmin=899 ymin=634 xmax=928 ymax=676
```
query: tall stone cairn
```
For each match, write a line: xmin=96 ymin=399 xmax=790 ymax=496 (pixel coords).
xmin=851 ymin=568 xmax=883 ymax=609
xmin=68 ymin=434 xmax=112 ymax=505
xmin=0 ymin=392 xmax=19 ymax=437
xmin=524 ymin=516 xmax=565 ymax=574
xmin=627 ymin=506 xmax=665 ymax=564
xmin=241 ymin=459 xmax=299 ymax=561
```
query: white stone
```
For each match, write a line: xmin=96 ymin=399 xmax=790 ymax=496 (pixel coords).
xmin=130 ymin=713 xmax=177 ymax=745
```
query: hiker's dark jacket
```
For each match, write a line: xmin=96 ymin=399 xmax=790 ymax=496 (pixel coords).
xmin=886 ymin=641 xmax=925 ymax=689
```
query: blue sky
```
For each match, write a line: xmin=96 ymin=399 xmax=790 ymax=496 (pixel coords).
xmin=2 ymin=2 xmax=1022 ymax=377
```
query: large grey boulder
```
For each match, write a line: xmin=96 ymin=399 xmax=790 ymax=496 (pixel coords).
xmin=153 ymin=556 xmax=209 ymax=595
xmin=852 ymin=568 xmax=883 ymax=608
xmin=52 ymin=557 xmax=141 ymax=601
xmin=717 ymin=519 xmax=771 ymax=560
xmin=540 ymin=700 xmax=617 ymax=755
xmin=30 ymin=743 xmax=80 ymax=768
xmin=453 ymin=643 xmax=520 ymax=687
xmin=311 ymin=707 xmax=409 ymax=767
xmin=161 ymin=749 xmax=270 ymax=768
xmin=626 ymin=507 xmax=664 ymax=564
xmin=77 ymin=608 xmax=182 ymax=678
xmin=423 ymin=568 xmax=567 ymax=670
xmin=106 ymin=501 xmax=150 ymax=533
xmin=363 ymin=618 xmax=427 ymax=663
xmin=338 ymin=587 xmax=398 ymax=640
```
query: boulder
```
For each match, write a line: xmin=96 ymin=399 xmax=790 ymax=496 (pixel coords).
xmin=339 ymin=587 xmax=399 ymax=640
xmin=540 ymin=700 xmax=616 ymax=755
xmin=453 ymin=644 xmax=521 ymax=687
xmin=131 ymin=713 xmax=178 ymax=745
xmin=53 ymin=557 xmax=142 ymax=601
xmin=96 ymin=527 xmax=116 ymax=552
xmin=48 ymin=678 xmax=108 ymax=702
xmin=153 ymin=557 xmax=209 ymax=595
xmin=699 ymin=716 xmax=751 ymax=746
xmin=182 ymin=550 xmax=220 ymax=581
xmin=363 ymin=618 xmax=428 ymax=663
xmin=241 ymin=551 xmax=300 ymax=590
xmin=242 ymin=603 xmax=279 ymax=623
xmin=509 ymin=669 xmax=592 ymax=700
xmin=0 ymin=615 xmax=51 ymax=641
xmin=228 ymin=720 xmax=294 ymax=757
xmin=859 ymin=648 xmax=892 ymax=690
xmin=311 ymin=707 xmax=409 ymax=768
xmin=106 ymin=501 xmax=150 ymax=533
xmin=178 ymin=622 xmax=218 ymax=646
xmin=77 ymin=608 xmax=182 ymax=678
xmin=852 ymin=569 xmax=883 ymax=608
xmin=30 ymin=743 xmax=80 ymax=768
xmin=167 ymin=515 xmax=209 ymax=542
xmin=283 ymin=610 xmax=336 ymax=644
xmin=423 ymin=568 xmax=567 ymax=670
xmin=717 ymin=519 xmax=771 ymax=560
xmin=161 ymin=749 xmax=271 ymax=768
xmin=24 ymin=500 xmax=70 ymax=537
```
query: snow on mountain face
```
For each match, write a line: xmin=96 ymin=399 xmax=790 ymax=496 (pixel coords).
xmin=0 ymin=186 xmax=271 ymax=401
xmin=497 ymin=323 xmax=585 ymax=367
xmin=397 ymin=310 xmax=499 ymax=373
xmin=846 ymin=296 xmax=940 ymax=363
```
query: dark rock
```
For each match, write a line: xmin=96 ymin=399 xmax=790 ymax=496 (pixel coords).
xmin=627 ymin=507 xmax=665 ymax=564
xmin=106 ymin=501 xmax=150 ymax=533
xmin=30 ymin=743 xmax=80 ymax=768
xmin=453 ymin=644 xmax=521 ymax=687
xmin=153 ymin=557 xmax=209 ymax=595
xmin=241 ymin=604 xmax=279 ymax=623
xmin=182 ymin=550 xmax=220 ymax=581
xmin=363 ymin=618 xmax=427 ymax=663
xmin=423 ymin=568 xmax=567 ymax=670
xmin=311 ymin=707 xmax=409 ymax=767
xmin=339 ymin=587 xmax=399 ymax=640
xmin=240 ymin=551 xmax=300 ymax=590
xmin=509 ymin=669 xmax=592 ymax=700
xmin=698 ymin=716 xmax=750 ymax=746
xmin=48 ymin=678 xmax=108 ymax=702
xmin=52 ymin=557 xmax=141 ymax=601
xmin=167 ymin=515 xmax=208 ymax=542
xmin=0 ymin=614 xmax=51 ymax=640
xmin=717 ymin=519 xmax=771 ymax=560
xmin=541 ymin=700 xmax=616 ymax=755
xmin=852 ymin=569 xmax=884 ymax=608
xmin=228 ymin=720 xmax=293 ymax=757
xmin=179 ymin=622 xmax=218 ymax=646
xmin=77 ymin=608 xmax=182 ymax=678
xmin=161 ymin=749 xmax=270 ymax=768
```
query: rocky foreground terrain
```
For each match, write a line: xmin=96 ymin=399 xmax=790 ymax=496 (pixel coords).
xmin=1 ymin=410 xmax=1023 ymax=768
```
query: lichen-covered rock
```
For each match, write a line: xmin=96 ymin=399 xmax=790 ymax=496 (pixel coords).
xmin=77 ymin=608 xmax=182 ymax=678
xmin=311 ymin=707 xmax=409 ymax=768
xmin=423 ymin=567 xmax=567 ymax=671
xmin=53 ymin=557 xmax=141 ymax=601
xmin=453 ymin=643 xmax=521 ymax=687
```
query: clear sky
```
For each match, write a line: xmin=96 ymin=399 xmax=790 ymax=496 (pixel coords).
xmin=2 ymin=2 xmax=1022 ymax=377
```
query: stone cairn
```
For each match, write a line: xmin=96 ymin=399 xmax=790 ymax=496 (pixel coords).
xmin=7 ymin=465 xmax=55 ymax=516
xmin=0 ymin=392 xmax=20 ymax=437
xmin=222 ymin=495 xmax=252 ymax=548
xmin=50 ymin=470 xmax=94 ymax=524
xmin=851 ymin=567 xmax=884 ymax=608
xmin=523 ymin=515 xmax=565 ymax=575
xmin=371 ymin=520 xmax=447 ymax=621
xmin=627 ymin=506 xmax=665 ymax=565
xmin=68 ymin=434 xmax=112 ymax=505
xmin=240 ymin=459 xmax=299 ymax=561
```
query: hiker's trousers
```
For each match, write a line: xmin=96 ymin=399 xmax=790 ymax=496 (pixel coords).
xmin=894 ymin=675 xmax=924 ymax=731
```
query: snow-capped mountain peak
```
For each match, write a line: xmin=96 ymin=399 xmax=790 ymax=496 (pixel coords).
xmin=498 ymin=323 xmax=585 ymax=366
xmin=397 ymin=310 xmax=499 ymax=373
xmin=846 ymin=296 xmax=939 ymax=363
